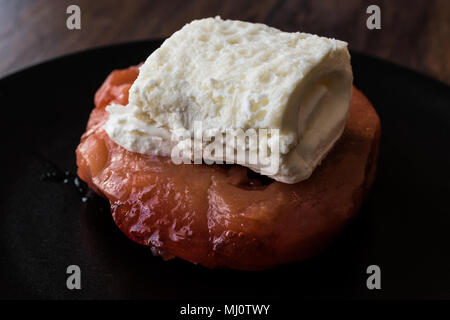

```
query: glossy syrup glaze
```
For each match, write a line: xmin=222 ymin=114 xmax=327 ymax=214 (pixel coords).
xmin=76 ymin=66 xmax=381 ymax=270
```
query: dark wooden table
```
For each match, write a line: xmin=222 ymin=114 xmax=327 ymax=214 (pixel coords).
xmin=1 ymin=0 xmax=449 ymax=85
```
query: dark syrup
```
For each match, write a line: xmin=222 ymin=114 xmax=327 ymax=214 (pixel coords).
xmin=37 ymin=153 xmax=94 ymax=202
xmin=246 ymin=167 xmax=275 ymax=186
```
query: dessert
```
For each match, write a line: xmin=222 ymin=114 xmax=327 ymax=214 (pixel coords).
xmin=76 ymin=17 xmax=380 ymax=270
xmin=104 ymin=17 xmax=353 ymax=183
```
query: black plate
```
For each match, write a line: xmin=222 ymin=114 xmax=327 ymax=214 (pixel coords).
xmin=0 ymin=40 xmax=449 ymax=300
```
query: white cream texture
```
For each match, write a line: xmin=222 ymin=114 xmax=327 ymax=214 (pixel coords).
xmin=103 ymin=17 xmax=353 ymax=183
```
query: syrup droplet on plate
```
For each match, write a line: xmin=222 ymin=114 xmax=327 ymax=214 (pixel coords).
xmin=38 ymin=154 xmax=94 ymax=202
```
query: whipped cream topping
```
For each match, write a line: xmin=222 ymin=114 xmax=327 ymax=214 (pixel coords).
xmin=103 ymin=17 xmax=353 ymax=183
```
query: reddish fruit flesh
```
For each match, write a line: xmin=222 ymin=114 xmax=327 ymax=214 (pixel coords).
xmin=76 ymin=66 xmax=381 ymax=270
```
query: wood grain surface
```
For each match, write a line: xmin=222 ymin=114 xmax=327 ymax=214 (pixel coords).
xmin=1 ymin=0 xmax=449 ymax=84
